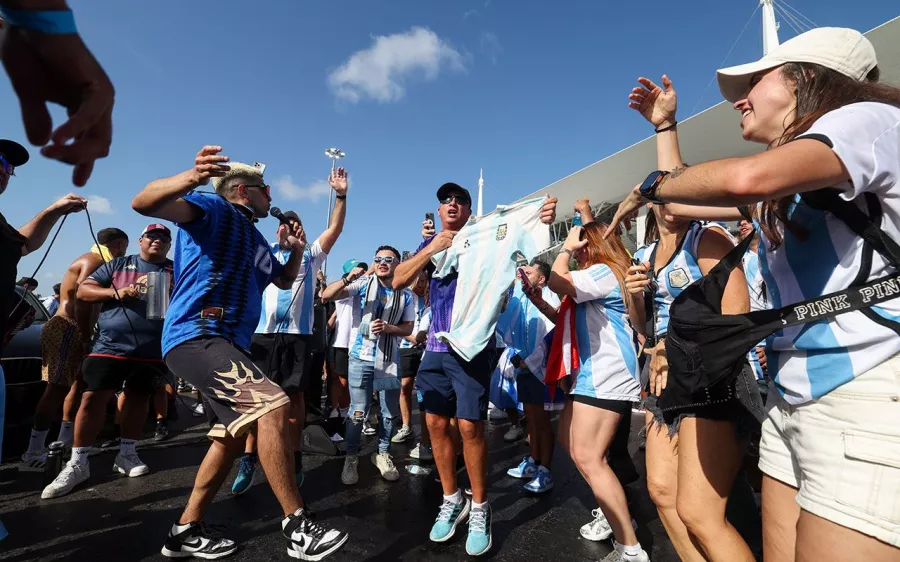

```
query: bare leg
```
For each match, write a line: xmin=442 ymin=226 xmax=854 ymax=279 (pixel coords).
xmin=458 ymin=419 xmax=487 ymax=504
xmin=762 ymin=475 xmax=800 ymax=562
xmin=179 ymin=435 xmax=245 ymax=524
xmin=288 ymin=392 xmax=304 ymax=452
xmin=506 ymin=408 xmax=519 ymax=428
xmin=119 ymin=389 xmax=151 ymax=441
xmin=153 ymin=385 xmax=168 ymax=421
xmin=675 ymin=417 xmax=754 ymax=562
xmin=535 ymin=408 xmax=554 ymax=469
xmin=559 ymin=401 xmax=638 ymax=546
xmin=399 ymin=377 xmax=414 ymax=429
xmin=523 ymin=404 xmax=543 ymax=464
xmin=62 ymin=376 xmax=85 ymax=422
xmin=256 ymin=405 xmax=302 ymax=515
xmin=427 ymin=413 xmax=456 ymax=495
xmin=644 ymin=412 xmax=708 ymax=562
xmin=796 ymin=509 xmax=900 ymax=562
xmin=33 ymin=383 xmax=71 ymax=431
xmin=72 ymin=389 xmax=116 ymax=448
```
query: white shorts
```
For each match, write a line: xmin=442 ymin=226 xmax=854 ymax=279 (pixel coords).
xmin=759 ymin=355 xmax=900 ymax=547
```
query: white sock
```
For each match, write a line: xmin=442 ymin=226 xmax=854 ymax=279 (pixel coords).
xmin=120 ymin=438 xmax=136 ymax=456
xmin=443 ymin=489 xmax=463 ymax=505
xmin=618 ymin=542 xmax=642 ymax=557
xmin=472 ymin=500 xmax=488 ymax=511
xmin=172 ymin=522 xmax=193 ymax=534
xmin=71 ymin=446 xmax=91 ymax=467
xmin=57 ymin=421 xmax=74 ymax=444
xmin=339 ymin=407 xmax=349 ymax=418
xmin=27 ymin=428 xmax=49 ymax=454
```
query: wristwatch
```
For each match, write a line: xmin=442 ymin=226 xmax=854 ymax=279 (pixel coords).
xmin=639 ymin=170 xmax=669 ymax=204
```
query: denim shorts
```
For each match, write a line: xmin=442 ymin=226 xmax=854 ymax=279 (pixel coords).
xmin=415 ymin=349 xmax=492 ymax=421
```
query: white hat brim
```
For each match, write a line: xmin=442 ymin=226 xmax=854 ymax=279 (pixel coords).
xmin=716 ymin=58 xmax=784 ymax=103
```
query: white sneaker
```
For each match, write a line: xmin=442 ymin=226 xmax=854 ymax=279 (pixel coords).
xmin=410 ymin=443 xmax=434 ymax=461
xmin=41 ymin=461 xmax=90 ymax=499
xmin=600 ymin=541 xmax=650 ymax=562
xmin=391 ymin=425 xmax=414 ymax=443
xmin=341 ymin=455 xmax=359 ymax=485
xmin=372 ymin=452 xmax=400 ymax=481
xmin=191 ymin=402 xmax=205 ymax=417
xmin=20 ymin=451 xmax=47 ymax=472
xmin=114 ymin=452 xmax=150 ymax=477
xmin=362 ymin=421 xmax=377 ymax=436
xmin=503 ymin=425 xmax=525 ymax=442
xmin=580 ymin=509 xmax=638 ymax=542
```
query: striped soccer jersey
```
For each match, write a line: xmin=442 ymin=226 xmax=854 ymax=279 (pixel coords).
xmin=758 ymin=102 xmax=900 ymax=404
xmin=432 ymin=197 xmax=551 ymax=361
xmin=256 ymin=240 xmax=326 ymax=335
xmin=743 ymin=247 xmax=768 ymax=380
xmin=346 ymin=277 xmax=416 ymax=362
xmin=399 ymin=294 xmax=430 ymax=349
xmin=569 ymin=264 xmax=640 ymax=402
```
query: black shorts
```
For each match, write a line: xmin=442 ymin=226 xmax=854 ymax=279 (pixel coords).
xmin=166 ymin=337 xmax=290 ymax=439
xmin=569 ymin=394 xmax=634 ymax=415
xmin=399 ymin=348 xmax=423 ymax=379
xmin=330 ymin=347 xmax=349 ymax=378
xmin=517 ymin=371 xmax=546 ymax=406
xmin=82 ymin=356 xmax=166 ymax=395
xmin=249 ymin=333 xmax=313 ymax=395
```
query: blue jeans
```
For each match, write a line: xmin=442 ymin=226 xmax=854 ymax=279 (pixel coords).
xmin=346 ymin=358 xmax=400 ymax=455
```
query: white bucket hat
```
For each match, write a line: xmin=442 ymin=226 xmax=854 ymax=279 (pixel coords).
xmin=717 ymin=27 xmax=877 ymax=103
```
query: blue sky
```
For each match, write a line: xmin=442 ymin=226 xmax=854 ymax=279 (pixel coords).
xmin=4 ymin=0 xmax=897 ymax=295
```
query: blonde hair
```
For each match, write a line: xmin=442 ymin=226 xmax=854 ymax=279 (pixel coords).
xmin=212 ymin=162 xmax=263 ymax=197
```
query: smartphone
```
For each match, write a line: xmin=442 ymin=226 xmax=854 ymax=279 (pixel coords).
xmin=631 ymin=258 xmax=642 ymax=267
xmin=402 ymin=250 xmax=411 ymax=262
xmin=425 ymin=212 xmax=435 ymax=224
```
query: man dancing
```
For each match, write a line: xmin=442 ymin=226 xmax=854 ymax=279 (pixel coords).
xmin=133 ymin=146 xmax=348 ymax=560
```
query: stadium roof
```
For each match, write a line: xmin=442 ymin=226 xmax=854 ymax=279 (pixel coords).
xmin=516 ymin=15 xmax=900 ymax=224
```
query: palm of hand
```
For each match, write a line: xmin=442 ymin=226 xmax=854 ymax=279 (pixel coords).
xmin=641 ymin=88 xmax=676 ymax=127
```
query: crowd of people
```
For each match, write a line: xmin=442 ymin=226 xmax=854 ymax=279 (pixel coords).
xmin=0 ymin=3 xmax=898 ymax=561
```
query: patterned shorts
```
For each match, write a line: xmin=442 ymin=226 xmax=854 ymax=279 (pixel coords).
xmin=165 ymin=337 xmax=290 ymax=439
xmin=41 ymin=316 xmax=86 ymax=387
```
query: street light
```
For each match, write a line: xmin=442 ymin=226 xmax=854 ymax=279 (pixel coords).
xmin=323 ymin=148 xmax=346 ymax=277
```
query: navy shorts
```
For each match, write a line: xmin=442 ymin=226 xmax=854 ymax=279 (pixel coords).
xmin=516 ymin=371 xmax=546 ymax=406
xmin=416 ymin=349 xmax=493 ymax=421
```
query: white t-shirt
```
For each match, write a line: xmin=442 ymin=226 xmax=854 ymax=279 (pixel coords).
xmin=569 ymin=264 xmax=641 ymax=402
xmin=759 ymin=101 xmax=900 ymax=404
xmin=333 ymin=296 xmax=358 ymax=349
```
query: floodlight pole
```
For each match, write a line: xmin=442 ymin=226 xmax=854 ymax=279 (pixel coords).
xmin=323 ymin=148 xmax=346 ymax=278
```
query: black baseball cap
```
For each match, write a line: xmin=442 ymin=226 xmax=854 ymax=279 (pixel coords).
xmin=283 ymin=210 xmax=301 ymax=224
xmin=436 ymin=182 xmax=472 ymax=205
xmin=0 ymin=139 xmax=29 ymax=167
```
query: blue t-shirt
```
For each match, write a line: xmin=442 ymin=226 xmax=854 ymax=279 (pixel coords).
xmin=162 ymin=193 xmax=284 ymax=356
xmin=88 ymin=255 xmax=173 ymax=360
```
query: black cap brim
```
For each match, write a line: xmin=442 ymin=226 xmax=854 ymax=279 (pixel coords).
xmin=283 ymin=211 xmax=301 ymax=223
xmin=436 ymin=182 xmax=472 ymax=204
xmin=0 ymin=140 xmax=29 ymax=167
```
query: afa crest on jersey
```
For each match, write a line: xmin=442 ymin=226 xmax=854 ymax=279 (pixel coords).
xmin=496 ymin=224 xmax=508 ymax=241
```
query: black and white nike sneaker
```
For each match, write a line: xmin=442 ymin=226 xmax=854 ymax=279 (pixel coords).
xmin=161 ymin=521 xmax=238 ymax=559
xmin=282 ymin=509 xmax=348 ymax=561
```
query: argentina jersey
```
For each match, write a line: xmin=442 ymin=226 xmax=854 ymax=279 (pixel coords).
xmin=399 ymin=294 xmax=429 ymax=349
xmin=432 ymin=197 xmax=551 ymax=361
xmin=743 ymin=248 xmax=768 ymax=380
xmin=163 ymin=192 xmax=283 ymax=356
xmin=759 ymin=102 xmax=900 ymax=404
xmin=347 ymin=278 xmax=416 ymax=362
xmin=570 ymin=264 xmax=640 ymax=402
xmin=257 ymin=240 xmax=326 ymax=335
xmin=633 ymin=221 xmax=730 ymax=337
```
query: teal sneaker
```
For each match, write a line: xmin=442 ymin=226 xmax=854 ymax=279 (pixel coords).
xmin=466 ymin=503 xmax=492 ymax=556
xmin=231 ymin=454 xmax=258 ymax=495
xmin=429 ymin=497 xmax=470 ymax=543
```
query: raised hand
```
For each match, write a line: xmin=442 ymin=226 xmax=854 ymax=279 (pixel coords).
xmin=629 ymin=75 xmax=677 ymax=129
xmin=329 ymin=167 xmax=348 ymax=196
xmin=422 ymin=219 xmax=436 ymax=239
xmin=192 ymin=146 xmax=230 ymax=185
xmin=1 ymin=28 xmax=115 ymax=186
xmin=625 ymin=262 xmax=651 ymax=295
xmin=562 ymin=225 xmax=588 ymax=253
xmin=286 ymin=222 xmax=307 ymax=254
xmin=541 ymin=196 xmax=558 ymax=224
xmin=49 ymin=193 xmax=88 ymax=215
xmin=604 ymin=184 xmax=644 ymax=239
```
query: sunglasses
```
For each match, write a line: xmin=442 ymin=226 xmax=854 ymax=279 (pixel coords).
xmin=0 ymin=154 xmax=16 ymax=177
xmin=373 ymin=256 xmax=396 ymax=264
xmin=243 ymin=183 xmax=271 ymax=197
xmin=440 ymin=195 xmax=470 ymax=206
xmin=144 ymin=232 xmax=171 ymax=243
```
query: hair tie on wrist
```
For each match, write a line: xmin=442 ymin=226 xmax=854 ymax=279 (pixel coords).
xmin=0 ymin=8 xmax=77 ymax=34
xmin=655 ymin=122 xmax=677 ymax=134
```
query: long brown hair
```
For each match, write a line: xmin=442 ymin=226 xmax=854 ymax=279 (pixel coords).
xmin=579 ymin=222 xmax=634 ymax=310
xmin=760 ymin=63 xmax=900 ymax=247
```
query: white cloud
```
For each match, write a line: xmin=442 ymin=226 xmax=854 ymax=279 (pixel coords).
xmin=328 ymin=26 xmax=466 ymax=104
xmin=463 ymin=9 xmax=480 ymax=19
xmin=86 ymin=194 xmax=114 ymax=214
xmin=274 ymin=176 xmax=332 ymax=202
xmin=480 ymin=32 xmax=502 ymax=65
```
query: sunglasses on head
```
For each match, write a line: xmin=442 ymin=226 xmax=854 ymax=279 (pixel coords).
xmin=440 ymin=195 xmax=470 ymax=206
xmin=373 ymin=256 xmax=396 ymax=264
xmin=0 ymin=154 xmax=16 ymax=177
xmin=242 ymin=183 xmax=271 ymax=197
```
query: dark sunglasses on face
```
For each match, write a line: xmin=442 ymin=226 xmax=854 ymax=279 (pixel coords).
xmin=373 ymin=256 xmax=396 ymax=264
xmin=145 ymin=233 xmax=171 ymax=243
xmin=0 ymin=154 xmax=16 ymax=176
xmin=440 ymin=195 xmax=470 ymax=206
xmin=243 ymin=183 xmax=271 ymax=197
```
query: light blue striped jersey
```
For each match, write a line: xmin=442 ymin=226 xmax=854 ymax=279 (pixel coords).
xmin=256 ymin=240 xmax=326 ymax=335
xmin=743 ymin=247 xmax=768 ymax=381
xmin=347 ymin=277 xmax=415 ymax=362
xmin=400 ymin=295 xmax=430 ymax=349
xmin=758 ymin=102 xmax=900 ymax=404
xmin=569 ymin=264 xmax=640 ymax=402
xmin=496 ymin=284 xmax=559 ymax=374
xmin=633 ymin=222 xmax=729 ymax=338
xmin=432 ymin=197 xmax=550 ymax=361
